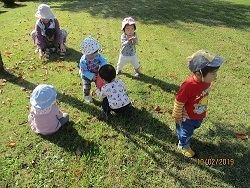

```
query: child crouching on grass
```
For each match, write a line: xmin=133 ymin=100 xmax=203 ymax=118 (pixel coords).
xmin=172 ymin=50 xmax=224 ymax=157
xmin=95 ymin=64 xmax=132 ymax=118
xmin=28 ymin=84 xmax=69 ymax=135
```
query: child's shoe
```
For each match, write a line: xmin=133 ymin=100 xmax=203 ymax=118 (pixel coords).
xmin=45 ymin=51 xmax=50 ymax=58
xmin=101 ymin=109 xmax=112 ymax=118
xmin=84 ymin=95 xmax=93 ymax=103
xmin=116 ymin=70 xmax=122 ymax=75
xmin=134 ymin=71 xmax=141 ymax=77
xmin=178 ymin=145 xmax=195 ymax=158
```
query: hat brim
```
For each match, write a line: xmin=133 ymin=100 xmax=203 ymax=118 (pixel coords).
xmin=30 ymin=85 xmax=57 ymax=109
xmin=35 ymin=12 xmax=55 ymax=19
xmin=208 ymin=56 xmax=224 ymax=67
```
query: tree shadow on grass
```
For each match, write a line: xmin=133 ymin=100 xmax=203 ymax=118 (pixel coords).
xmin=40 ymin=47 xmax=82 ymax=65
xmin=1 ymin=2 xmax=26 ymax=9
xmin=102 ymin=107 xmax=196 ymax=186
xmin=102 ymin=107 xmax=249 ymax=187
xmin=53 ymin=0 xmax=250 ymax=29
xmin=0 ymin=70 xmax=101 ymax=155
xmin=122 ymin=72 xmax=179 ymax=93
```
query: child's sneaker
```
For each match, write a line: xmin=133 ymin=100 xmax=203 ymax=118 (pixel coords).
xmin=178 ymin=145 xmax=195 ymax=158
xmin=45 ymin=51 xmax=50 ymax=58
xmin=116 ymin=70 xmax=122 ymax=75
xmin=84 ymin=95 xmax=93 ymax=103
xmin=134 ymin=72 xmax=141 ymax=77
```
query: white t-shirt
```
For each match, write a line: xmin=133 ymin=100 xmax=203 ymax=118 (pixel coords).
xmin=96 ymin=79 xmax=131 ymax=109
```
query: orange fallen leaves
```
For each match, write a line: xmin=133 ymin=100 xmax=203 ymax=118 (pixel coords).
xmin=8 ymin=142 xmax=16 ymax=147
xmin=76 ymin=169 xmax=82 ymax=175
xmin=236 ymin=132 xmax=248 ymax=140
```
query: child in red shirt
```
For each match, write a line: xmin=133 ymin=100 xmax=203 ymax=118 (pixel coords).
xmin=172 ymin=50 xmax=224 ymax=157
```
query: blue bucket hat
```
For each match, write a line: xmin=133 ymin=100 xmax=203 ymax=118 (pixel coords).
xmin=187 ymin=50 xmax=224 ymax=72
xmin=30 ymin=84 xmax=57 ymax=109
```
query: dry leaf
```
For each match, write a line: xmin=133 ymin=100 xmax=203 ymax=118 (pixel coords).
xmin=18 ymin=77 xmax=23 ymax=84
xmin=87 ymin=117 xmax=92 ymax=121
xmin=5 ymin=50 xmax=12 ymax=55
xmin=75 ymin=119 xmax=81 ymax=124
xmin=76 ymin=169 xmax=82 ymax=175
xmin=168 ymin=72 xmax=177 ymax=79
xmin=154 ymin=106 xmax=161 ymax=111
xmin=76 ymin=150 xmax=82 ymax=156
xmin=8 ymin=142 xmax=16 ymax=147
xmin=84 ymin=140 xmax=89 ymax=147
xmin=236 ymin=133 xmax=248 ymax=140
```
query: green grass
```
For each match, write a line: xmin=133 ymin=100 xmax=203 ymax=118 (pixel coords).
xmin=0 ymin=0 xmax=249 ymax=187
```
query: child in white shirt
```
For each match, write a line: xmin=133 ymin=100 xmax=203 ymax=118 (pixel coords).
xmin=96 ymin=64 xmax=132 ymax=117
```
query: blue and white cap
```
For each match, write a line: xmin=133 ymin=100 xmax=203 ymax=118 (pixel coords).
xmin=187 ymin=50 xmax=224 ymax=72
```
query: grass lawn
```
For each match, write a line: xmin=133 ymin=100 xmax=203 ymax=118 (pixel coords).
xmin=0 ymin=0 xmax=249 ymax=187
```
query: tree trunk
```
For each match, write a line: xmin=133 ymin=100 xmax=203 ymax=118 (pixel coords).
xmin=0 ymin=52 xmax=5 ymax=72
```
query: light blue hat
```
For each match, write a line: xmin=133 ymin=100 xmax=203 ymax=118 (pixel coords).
xmin=30 ymin=84 xmax=57 ymax=109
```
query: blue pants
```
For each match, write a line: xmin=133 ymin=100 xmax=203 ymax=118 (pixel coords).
xmin=176 ymin=119 xmax=203 ymax=150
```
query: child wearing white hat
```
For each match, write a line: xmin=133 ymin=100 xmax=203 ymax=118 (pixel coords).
xmin=28 ymin=84 xmax=69 ymax=135
xmin=172 ymin=50 xmax=224 ymax=157
xmin=79 ymin=36 xmax=108 ymax=103
xmin=116 ymin=17 xmax=141 ymax=77
xmin=30 ymin=4 xmax=68 ymax=60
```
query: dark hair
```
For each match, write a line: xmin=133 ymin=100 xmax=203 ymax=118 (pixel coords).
xmin=123 ymin=24 xmax=136 ymax=32
xmin=45 ymin=29 xmax=56 ymax=39
xmin=199 ymin=66 xmax=220 ymax=77
xmin=99 ymin=64 xmax=116 ymax=83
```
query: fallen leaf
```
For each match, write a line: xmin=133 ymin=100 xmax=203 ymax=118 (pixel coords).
xmin=76 ymin=150 xmax=82 ymax=156
xmin=8 ymin=142 xmax=16 ymax=147
xmin=154 ymin=106 xmax=161 ymax=111
xmin=76 ymin=169 xmax=82 ymax=175
xmin=87 ymin=117 xmax=92 ymax=121
xmin=18 ymin=77 xmax=23 ymax=84
xmin=5 ymin=50 xmax=12 ymax=55
xmin=75 ymin=119 xmax=81 ymax=124
xmin=148 ymin=84 xmax=152 ymax=89
xmin=19 ymin=121 xmax=27 ymax=125
xmin=31 ymin=160 xmax=36 ymax=166
xmin=84 ymin=140 xmax=89 ymax=147
xmin=236 ymin=133 xmax=248 ymax=140
xmin=20 ymin=87 xmax=27 ymax=91
xmin=168 ymin=72 xmax=177 ymax=79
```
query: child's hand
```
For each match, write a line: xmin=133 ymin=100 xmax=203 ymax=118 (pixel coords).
xmin=60 ymin=43 xmax=66 ymax=52
xmin=38 ymin=50 xmax=44 ymax=60
xmin=92 ymin=74 xmax=97 ymax=81
xmin=129 ymin=36 xmax=136 ymax=42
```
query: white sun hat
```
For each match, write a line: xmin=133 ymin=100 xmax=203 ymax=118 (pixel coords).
xmin=35 ymin=4 xmax=55 ymax=19
xmin=121 ymin=17 xmax=136 ymax=30
xmin=81 ymin=36 xmax=100 ymax=55
xmin=30 ymin=84 xmax=57 ymax=109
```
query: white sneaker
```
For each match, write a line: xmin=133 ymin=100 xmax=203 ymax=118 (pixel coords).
xmin=84 ymin=95 xmax=93 ymax=103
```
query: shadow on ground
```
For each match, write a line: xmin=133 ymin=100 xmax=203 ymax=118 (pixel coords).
xmin=52 ymin=0 xmax=250 ymax=29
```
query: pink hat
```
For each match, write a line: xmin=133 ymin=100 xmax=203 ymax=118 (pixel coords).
xmin=121 ymin=17 xmax=136 ymax=30
xmin=35 ymin=4 xmax=55 ymax=19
